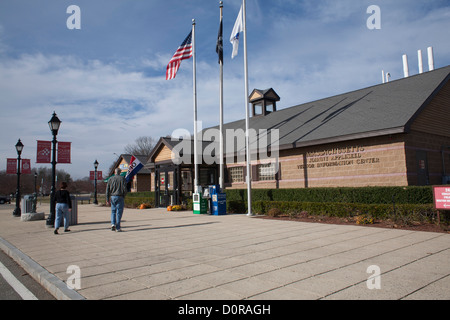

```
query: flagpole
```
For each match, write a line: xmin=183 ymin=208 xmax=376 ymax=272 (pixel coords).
xmin=242 ymin=0 xmax=252 ymax=216
xmin=192 ymin=19 xmax=199 ymax=191
xmin=219 ymin=1 xmax=224 ymax=190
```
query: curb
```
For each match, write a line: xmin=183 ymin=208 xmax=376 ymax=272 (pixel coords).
xmin=0 ymin=236 xmax=85 ymax=300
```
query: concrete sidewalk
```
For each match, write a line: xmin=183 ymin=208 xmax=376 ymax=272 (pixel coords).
xmin=0 ymin=202 xmax=449 ymax=300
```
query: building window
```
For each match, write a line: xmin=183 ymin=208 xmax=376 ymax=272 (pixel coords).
xmin=253 ymin=102 xmax=263 ymax=116
xmin=229 ymin=167 xmax=244 ymax=183
xmin=258 ymin=163 xmax=276 ymax=181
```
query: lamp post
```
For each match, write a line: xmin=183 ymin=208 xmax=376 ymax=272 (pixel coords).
xmin=12 ymin=139 xmax=24 ymax=217
xmin=34 ymin=172 xmax=38 ymax=195
xmin=93 ymin=160 xmax=99 ymax=205
xmin=32 ymin=171 xmax=38 ymax=213
xmin=46 ymin=112 xmax=61 ymax=226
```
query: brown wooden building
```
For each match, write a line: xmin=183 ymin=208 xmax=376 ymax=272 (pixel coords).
xmin=108 ymin=154 xmax=151 ymax=192
xmin=147 ymin=65 xmax=450 ymax=205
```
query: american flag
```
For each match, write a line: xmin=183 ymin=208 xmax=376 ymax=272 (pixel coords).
xmin=166 ymin=31 xmax=193 ymax=80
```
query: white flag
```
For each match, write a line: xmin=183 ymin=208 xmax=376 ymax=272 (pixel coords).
xmin=230 ymin=5 xmax=243 ymax=59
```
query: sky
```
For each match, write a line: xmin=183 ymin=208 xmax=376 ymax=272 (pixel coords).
xmin=1 ymin=0 xmax=450 ymax=180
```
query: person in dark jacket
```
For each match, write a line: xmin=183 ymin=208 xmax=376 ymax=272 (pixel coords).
xmin=54 ymin=181 xmax=72 ymax=234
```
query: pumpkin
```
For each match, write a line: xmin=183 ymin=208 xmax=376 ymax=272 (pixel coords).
xmin=167 ymin=206 xmax=173 ymax=211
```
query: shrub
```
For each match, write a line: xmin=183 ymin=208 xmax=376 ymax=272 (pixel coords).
xmin=267 ymin=208 xmax=282 ymax=217
xmin=227 ymin=199 xmax=443 ymax=225
xmin=226 ymin=200 xmax=247 ymax=214
xmin=226 ymin=186 xmax=434 ymax=205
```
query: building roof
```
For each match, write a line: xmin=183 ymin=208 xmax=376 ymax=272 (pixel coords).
xmin=218 ymin=65 xmax=450 ymax=151
xmin=149 ymin=65 xmax=450 ymax=163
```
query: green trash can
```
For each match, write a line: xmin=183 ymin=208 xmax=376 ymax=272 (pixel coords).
xmin=193 ymin=193 xmax=208 ymax=214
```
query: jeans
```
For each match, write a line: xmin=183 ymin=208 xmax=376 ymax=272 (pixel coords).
xmin=55 ymin=203 xmax=70 ymax=230
xmin=110 ymin=196 xmax=124 ymax=230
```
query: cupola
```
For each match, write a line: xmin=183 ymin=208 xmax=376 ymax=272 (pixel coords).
xmin=249 ymin=88 xmax=280 ymax=117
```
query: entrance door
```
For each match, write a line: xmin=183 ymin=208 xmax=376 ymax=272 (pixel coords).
xmin=416 ymin=151 xmax=429 ymax=186
xmin=155 ymin=166 xmax=181 ymax=207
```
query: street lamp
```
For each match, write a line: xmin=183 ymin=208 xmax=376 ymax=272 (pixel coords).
xmin=46 ymin=112 xmax=61 ymax=226
xmin=34 ymin=172 xmax=38 ymax=195
xmin=32 ymin=171 xmax=38 ymax=213
xmin=93 ymin=160 xmax=99 ymax=205
xmin=12 ymin=139 xmax=23 ymax=217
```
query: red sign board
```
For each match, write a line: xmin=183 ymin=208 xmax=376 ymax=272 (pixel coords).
xmin=433 ymin=186 xmax=450 ymax=210
xmin=6 ymin=159 xmax=32 ymax=174
xmin=36 ymin=141 xmax=52 ymax=163
xmin=57 ymin=142 xmax=71 ymax=164
xmin=22 ymin=159 xmax=31 ymax=174
xmin=6 ymin=158 xmax=17 ymax=174
xmin=90 ymin=171 xmax=103 ymax=180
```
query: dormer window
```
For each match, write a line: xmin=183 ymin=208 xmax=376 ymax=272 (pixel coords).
xmin=249 ymin=88 xmax=280 ymax=117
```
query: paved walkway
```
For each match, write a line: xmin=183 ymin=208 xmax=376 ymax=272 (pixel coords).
xmin=0 ymin=203 xmax=449 ymax=300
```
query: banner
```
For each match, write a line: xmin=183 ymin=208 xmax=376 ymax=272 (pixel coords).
xmin=22 ymin=159 xmax=31 ymax=174
xmin=57 ymin=142 xmax=71 ymax=164
xmin=90 ymin=171 xmax=103 ymax=180
xmin=6 ymin=158 xmax=17 ymax=174
xmin=125 ymin=155 xmax=144 ymax=183
xmin=36 ymin=141 xmax=52 ymax=163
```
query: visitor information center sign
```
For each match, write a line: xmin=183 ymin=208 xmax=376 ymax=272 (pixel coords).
xmin=433 ymin=186 xmax=450 ymax=210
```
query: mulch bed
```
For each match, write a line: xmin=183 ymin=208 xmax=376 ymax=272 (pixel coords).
xmin=258 ymin=215 xmax=450 ymax=234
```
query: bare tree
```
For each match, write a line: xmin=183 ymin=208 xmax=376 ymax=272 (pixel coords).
xmin=0 ymin=167 xmax=72 ymax=196
xmin=124 ymin=136 xmax=157 ymax=158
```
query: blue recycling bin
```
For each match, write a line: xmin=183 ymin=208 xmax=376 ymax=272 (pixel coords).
xmin=209 ymin=185 xmax=220 ymax=195
xmin=209 ymin=185 xmax=226 ymax=215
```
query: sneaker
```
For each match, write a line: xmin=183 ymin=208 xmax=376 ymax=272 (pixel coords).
xmin=111 ymin=225 xmax=116 ymax=231
xmin=116 ymin=229 xmax=122 ymax=232
xmin=64 ymin=229 xmax=71 ymax=232
xmin=54 ymin=229 xmax=59 ymax=235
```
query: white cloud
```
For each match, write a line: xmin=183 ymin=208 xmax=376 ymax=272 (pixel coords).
xmin=0 ymin=53 xmax=179 ymax=178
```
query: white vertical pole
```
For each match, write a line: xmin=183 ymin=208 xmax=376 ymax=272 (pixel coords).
xmin=418 ymin=50 xmax=424 ymax=74
xmin=428 ymin=47 xmax=435 ymax=71
xmin=402 ymin=54 xmax=409 ymax=78
xmin=219 ymin=2 xmax=224 ymax=190
xmin=242 ymin=0 xmax=252 ymax=216
xmin=192 ymin=19 xmax=199 ymax=191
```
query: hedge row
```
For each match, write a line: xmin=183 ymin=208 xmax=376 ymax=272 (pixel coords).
xmin=125 ymin=192 xmax=155 ymax=208
xmin=226 ymin=200 xmax=447 ymax=224
xmin=224 ymin=186 xmax=434 ymax=205
xmin=123 ymin=187 xmax=435 ymax=208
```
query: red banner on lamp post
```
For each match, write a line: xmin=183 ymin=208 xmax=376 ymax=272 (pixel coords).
xmin=6 ymin=158 xmax=17 ymax=174
xmin=21 ymin=159 xmax=31 ymax=174
xmin=57 ymin=142 xmax=71 ymax=164
xmin=90 ymin=171 xmax=103 ymax=180
xmin=36 ymin=141 xmax=51 ymax=163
